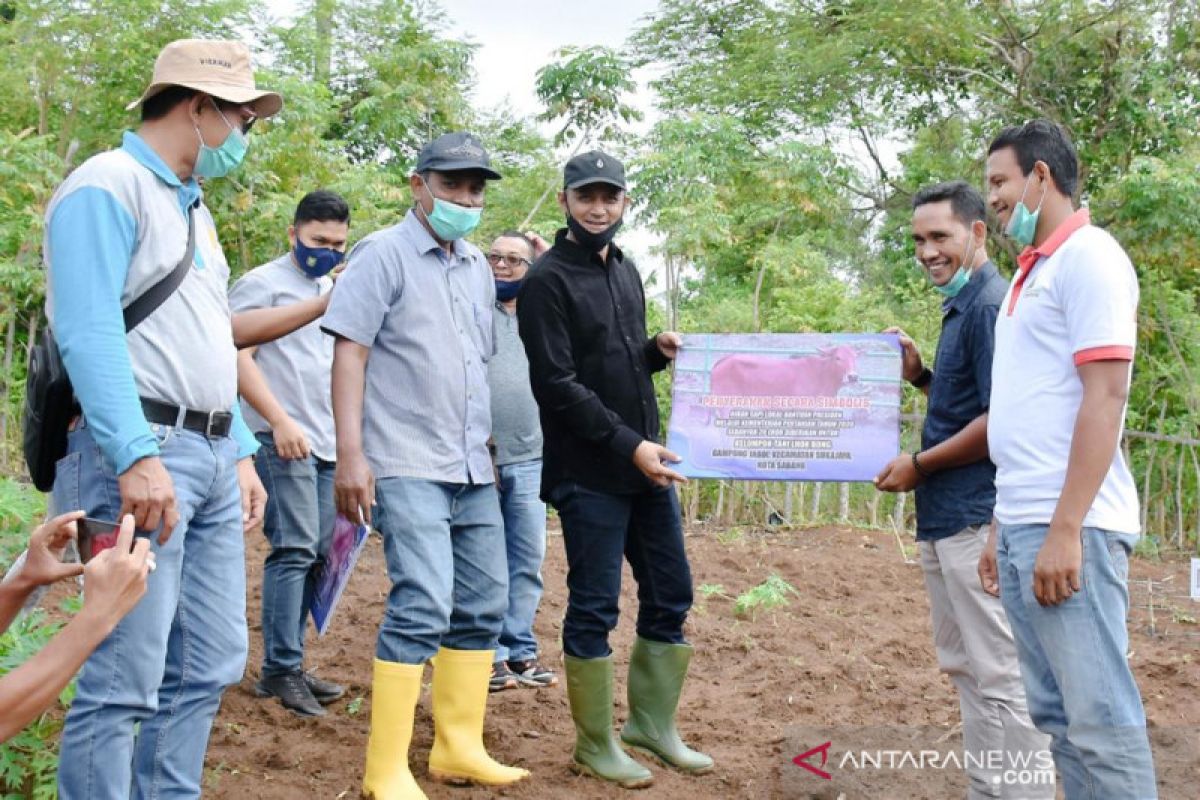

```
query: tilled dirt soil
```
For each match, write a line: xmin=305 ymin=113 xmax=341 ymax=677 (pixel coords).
xmin=200 ymin=522 xmax=1199 ymax=799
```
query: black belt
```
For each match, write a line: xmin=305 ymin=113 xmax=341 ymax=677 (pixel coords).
xmin=141 ymin=398 xmax=233 ymax=438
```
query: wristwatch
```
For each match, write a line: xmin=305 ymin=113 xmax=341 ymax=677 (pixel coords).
xmin=911 ymin=367 xmax=933 ymax=389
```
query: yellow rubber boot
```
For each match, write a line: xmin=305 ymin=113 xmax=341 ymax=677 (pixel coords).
xmin=362 ymin=659 xmax=427 ymax=800
xmin=427 ymin=647 xmax=530 ymax=786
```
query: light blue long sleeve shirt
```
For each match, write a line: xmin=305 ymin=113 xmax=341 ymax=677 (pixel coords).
xmin=45 ymin=132 xmax=258 ymax=473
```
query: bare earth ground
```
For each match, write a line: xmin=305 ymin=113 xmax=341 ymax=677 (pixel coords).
xmin=188 ymin=522 xmax=1199 ymax=800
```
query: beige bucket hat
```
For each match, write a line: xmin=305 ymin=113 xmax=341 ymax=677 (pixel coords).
xmin=126 ymin=39 xmax=282 ymax=117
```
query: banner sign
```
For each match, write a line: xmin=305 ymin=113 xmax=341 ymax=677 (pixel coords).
xmin=666 ymin=333 xmax=903 ymax=481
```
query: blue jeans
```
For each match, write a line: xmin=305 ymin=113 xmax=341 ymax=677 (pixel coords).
xmin=373 ymin=478 xmax=507 ymax=664
xmin=549 ymin=482 xmax=693 ymax=659
xmin=997 ymin=524 xmax=1157 ymax=799
xmin=495 ymin=459 xmax=547 ymax=663
xmin=254 ymin=432 xmax=336 ymax=677
xmin=55 ymin=419 xmax=247 ymax=800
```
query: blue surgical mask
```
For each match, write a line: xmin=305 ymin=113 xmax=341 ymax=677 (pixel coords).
xmin=1005 ymin=173 xmax=1047 ymax=247
xmin=419 ymin=177 xmax=482 ymax=241
xmin=495 ymin=278 xmax=523 ymax=302
xmin=933 ymin=232 xmax=975 ymax=298
xmin=193 ymin=100 xmax=247 ymax=179
xmin=293 ymin=238 xmax=344 ymax=278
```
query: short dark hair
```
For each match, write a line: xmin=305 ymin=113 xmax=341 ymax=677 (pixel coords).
xmin=141 ymin=85 xmax=198 ymax=122
xmin=494 ymin=229 xmax=535 ymax=257
xmin=987 ymin=119 xmax=1079 ymax=197
xmin=912 ymin=180 xmax=986 ymax=226
xmin=294 ymin=190 xmax=350 ymax=227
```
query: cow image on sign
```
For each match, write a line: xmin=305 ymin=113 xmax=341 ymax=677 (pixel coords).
xmin=709 ymin=346 xmax=859 ymax=398
xmin=666 ymin=333 xmax=902 ymax=481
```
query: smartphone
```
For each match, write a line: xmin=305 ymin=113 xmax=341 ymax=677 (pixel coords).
xmin=77 ymin=517 xmax=152 ymax=563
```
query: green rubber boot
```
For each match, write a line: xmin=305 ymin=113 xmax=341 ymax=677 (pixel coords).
xmin=565 ymin=654 xmax=654 ymax=789
xmin=620 ymin=638 xmax=714 ymax=775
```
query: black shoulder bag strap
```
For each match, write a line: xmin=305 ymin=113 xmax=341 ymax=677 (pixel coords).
xmin=123 ymin=203 xmax=196 ymax=331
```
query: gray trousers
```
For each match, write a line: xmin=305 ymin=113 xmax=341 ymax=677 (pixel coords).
xmin=921 ymin=525 xmax=1054 ymax=799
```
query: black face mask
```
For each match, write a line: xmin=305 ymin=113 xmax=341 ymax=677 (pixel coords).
xmin=566 ymin=213 xmax=623 ymax=253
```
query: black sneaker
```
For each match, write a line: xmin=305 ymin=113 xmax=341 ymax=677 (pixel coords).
xmin=303 ymin=672 xmax=345 ymax=705
xmin=489 ymin=661 xmax=518 ymax=693
xmin=507 ymin=659 xmax=558 ymax=688
xmin=254 ymin=672 xmax=326 ymax=717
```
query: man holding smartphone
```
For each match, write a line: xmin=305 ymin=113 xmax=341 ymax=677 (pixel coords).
xmin=0 ymin=513 xmax=153 ymax=744
xmin=44 ymin=40 xmax=275 ymax=797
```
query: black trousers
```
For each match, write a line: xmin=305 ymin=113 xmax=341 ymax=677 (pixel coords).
xmin=549 ymin=481 xmax=693 ymax=659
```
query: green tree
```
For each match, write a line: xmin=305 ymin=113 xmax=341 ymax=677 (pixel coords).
xmin=518 ymin=45 xmax=643 ymax=227
xmin=269 ymin=0 xmax=475 ymax=167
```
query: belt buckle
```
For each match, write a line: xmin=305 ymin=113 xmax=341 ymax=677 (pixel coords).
xmin=205 ymin=409 xmax=221 ymax=437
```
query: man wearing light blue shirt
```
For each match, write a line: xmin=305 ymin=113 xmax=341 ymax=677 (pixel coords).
xmin=324 ymin=132 xmax=529 ymax=797
xmin=44 ymin=39 xmax=276 ymax=798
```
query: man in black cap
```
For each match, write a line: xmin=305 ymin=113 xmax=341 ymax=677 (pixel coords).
xmin=322 ymin=131 xmax=528 ymax=798
xmin=518 ymin=151 xmax=712 ymax=789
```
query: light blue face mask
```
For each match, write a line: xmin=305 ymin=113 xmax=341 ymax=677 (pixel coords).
xmin=1005 ymin=172 xmax=1047 ymax=247
xmin=929 ymin=231 xmax=976 ymax=298
xmin=419 ymin=177 xmax=482 ymax=242
xmin=193 ymin=100 xmax=247 ymax=179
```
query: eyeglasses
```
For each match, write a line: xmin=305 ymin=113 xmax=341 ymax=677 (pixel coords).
xmin=486 ymin=253 xmax=531 ymax=268
xmin=214 ymin=99 xmax=258 ymax=135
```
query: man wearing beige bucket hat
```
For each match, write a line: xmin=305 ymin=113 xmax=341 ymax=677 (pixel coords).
xmin=43 ymin=39 xmax=279 ymax=798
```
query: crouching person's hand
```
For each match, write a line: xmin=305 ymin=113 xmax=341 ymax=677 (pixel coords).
xmin=81 ymin=515 xmax=153 ymax=633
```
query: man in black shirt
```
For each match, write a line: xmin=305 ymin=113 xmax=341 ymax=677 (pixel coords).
xmin=518 ymin=151 xmax=712 ymax=789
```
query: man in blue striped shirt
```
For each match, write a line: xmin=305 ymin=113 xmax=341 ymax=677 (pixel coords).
xmin=324 ymin=132 xmax=529 ymax=798
xmin=44 ymin=39 xmax=276 ymax=798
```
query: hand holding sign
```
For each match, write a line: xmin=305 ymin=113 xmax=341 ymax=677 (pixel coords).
xmin=633 ymin=441 xmax=688 ymax=487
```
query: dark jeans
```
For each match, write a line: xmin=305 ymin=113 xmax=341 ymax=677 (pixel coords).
xmin=254 ymin=433 xmax=336 ymax=677
xmin=549 ymin=481 xmax=693 ymax=659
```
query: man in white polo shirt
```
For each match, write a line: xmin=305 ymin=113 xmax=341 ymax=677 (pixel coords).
xmin=980 ymin=119 xmax=1156 ymax=799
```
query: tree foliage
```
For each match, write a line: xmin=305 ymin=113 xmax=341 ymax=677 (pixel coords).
xmin=630 ymin=0 xmax=1199 ymax=540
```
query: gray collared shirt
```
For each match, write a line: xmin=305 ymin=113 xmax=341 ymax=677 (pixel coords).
xmin=488 ymin=302 xmax=543 ymax=466
xmin=321 ymin=210 xmax=495 ymax=483
xmin=229 ymin=254 xmax=336 ymax=461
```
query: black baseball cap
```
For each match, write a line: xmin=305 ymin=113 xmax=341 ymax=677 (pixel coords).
xmin=415 ymin=132 xmax=502 ymax=180
xmin=563 ymin=150 xmax=626 ymax=191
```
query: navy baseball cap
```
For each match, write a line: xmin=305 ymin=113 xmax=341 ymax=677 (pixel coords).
xmin=563 ymin=150 xmax=626 ymax=190
xmin=415 ymin=132 xmax=502 ymax=180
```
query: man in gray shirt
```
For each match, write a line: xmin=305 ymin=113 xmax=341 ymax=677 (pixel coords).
xmin=322 ymin=133 xmax=529 ymax=797
xmin=229 ymin=190 xmax=350 ymax=718
xmin=485 ymin=230 xmax=557 ymax=693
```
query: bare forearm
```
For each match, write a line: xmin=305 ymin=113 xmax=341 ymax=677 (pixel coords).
xmin=920 ymin=413 xmax=989 ymax=473
xmin=232 ymin=296 xmax=328 ymax=349
xmin=237 ymin=350 xmax=289 ymax=427
xmin=0 ymin=609 xmax=114 ymax=742
xmin=332 ymin=340 xmax=368 ymax=457
xmin=1051 ymin=389 xmax=1127 ymax=534
xmin=0 ymin=580 xmax=35 ymax=635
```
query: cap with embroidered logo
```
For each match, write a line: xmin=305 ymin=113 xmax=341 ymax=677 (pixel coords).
xmin=126 ymin=39 xmax=282 ymax=117
xmin=414 ymin=132 xmax=502 ymax=180
xmin=563 ymin=150 xmax=626 ymax=191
